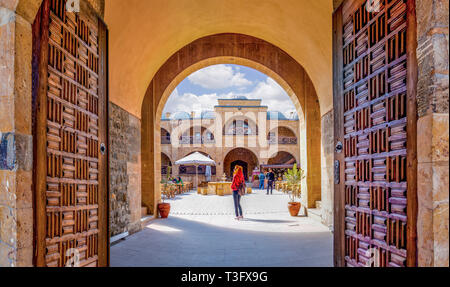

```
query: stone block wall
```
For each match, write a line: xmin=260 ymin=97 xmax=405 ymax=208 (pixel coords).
xmin=415 ymin=0 xmax=449 ymax=267
xmin=0 ymin=1 xmax=37 ymax=267
xmin=321 ymin=111 xmax=334 ymax=228
xmin=109 ymin=103 xmax=141 ymax=236
xmin=109 ymin=103 xmax=142 ymax=237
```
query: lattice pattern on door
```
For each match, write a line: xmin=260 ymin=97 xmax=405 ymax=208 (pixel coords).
xmin=341 ymin=0 xmax=409 ymax=267
xmin=44 ymin=0 xmax=100 ymax=267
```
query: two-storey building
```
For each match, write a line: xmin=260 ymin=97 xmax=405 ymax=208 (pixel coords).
xmin=160 ymin=96 xmax=300 ymax=183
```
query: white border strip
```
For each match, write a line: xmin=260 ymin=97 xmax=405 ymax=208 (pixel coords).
xmin=110 ymin=231 xmax=129 ymax=244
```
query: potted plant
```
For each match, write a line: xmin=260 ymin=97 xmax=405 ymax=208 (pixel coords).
xmin=158 ymin=166 xmax=172 ymax=218
xmin=284 ymin=164 xmax=306 ymax=216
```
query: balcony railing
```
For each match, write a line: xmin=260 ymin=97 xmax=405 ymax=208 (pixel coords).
xmin=161 ymin=136 xmax=171 ymax=144
xmin=224 ymin=127 xmax=257 ymax=136
xmin=179 ymin=136 xmax=215 ymax=145
xmin=268 ymin=137 xmax=298 ymax=145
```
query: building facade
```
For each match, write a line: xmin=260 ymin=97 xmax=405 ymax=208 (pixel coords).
xmin=160 ymin=97 xmax=301 ymax=183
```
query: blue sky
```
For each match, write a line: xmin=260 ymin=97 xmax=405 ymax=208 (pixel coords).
xmin=162 ymin=64 xmax=298 ymax=118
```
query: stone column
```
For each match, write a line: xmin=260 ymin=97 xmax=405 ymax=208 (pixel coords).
xmin=321 ymin=110 xmax=334 ymax=228
xmin=301 ymin=77 xmax=322 ymax=209
xmin=415 ymin=0 xmax=449 ymax=267
xmin=0 ymin=0 xmax=42 ymax=267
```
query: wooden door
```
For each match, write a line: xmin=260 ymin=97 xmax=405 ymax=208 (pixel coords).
xmin=32 ymin=0 xmax=109 ymax=267
xmin=333 ymin=0 xmax=417 ymax=267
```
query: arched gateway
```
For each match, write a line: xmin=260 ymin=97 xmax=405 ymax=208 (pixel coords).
xmin=141 ymin=33 xmax=322 ymax=217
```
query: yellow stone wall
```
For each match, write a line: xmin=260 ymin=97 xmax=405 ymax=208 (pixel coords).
xmin=104 ymin=0 xmax=334 ymax=118
xmin=415 ymin=0 xmax=449 ymax=266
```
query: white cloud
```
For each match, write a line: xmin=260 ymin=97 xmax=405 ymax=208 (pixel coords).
xmin=163 ymin=88 xmax=219 ymax=115
xmin=188 ymin=64 xmax=252 ymax=89
xmin=215 ymin=77 xmax=298 ymax=118
xmin=163 ymin=75 xmax=299 ymax=119
xmin=250 ymin=78 xmax=297 ymax=116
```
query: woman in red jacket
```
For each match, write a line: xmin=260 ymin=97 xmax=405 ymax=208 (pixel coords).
xmin=231 ymin=165 xmax=246 ymax=220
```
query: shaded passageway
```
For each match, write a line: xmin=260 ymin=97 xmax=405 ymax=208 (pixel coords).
xmin=111 ymin=190 xmax=332 ymax=267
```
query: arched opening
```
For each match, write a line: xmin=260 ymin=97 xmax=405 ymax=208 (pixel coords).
xmin=161 ymin=128 xmax=171 ymax=144
xmin=180 ymin=126 xmax=215 ymax=144
xmin=268 ymin=151 xmax=297 ymax=166
xmin=268 ymin=127 xmax=298 ymax=145
xmin=262 ymin=151 xmax=299 ymax=182
xmin=161 ymin=152 xmax=172 ymax=175
xmin=142 ymin=33 xmax=322 ymax=217
xmin=223 ymin=148 xmax=259 ymax=181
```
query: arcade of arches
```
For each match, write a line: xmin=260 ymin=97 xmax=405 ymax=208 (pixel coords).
xmin=159 ymin=96 xmax=301 ymax=185
xmin=0 ymin=0 xmax=448 ymax=267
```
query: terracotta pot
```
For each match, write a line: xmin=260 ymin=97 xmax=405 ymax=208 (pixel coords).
xmin=158 ymin=203 xmax=171 ymax=218
xmin=288 ymin=202 xmax=301 ymax=217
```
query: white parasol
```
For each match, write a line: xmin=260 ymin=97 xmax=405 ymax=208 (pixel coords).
xmin=175 ymin=152 xmax=215 ymax=188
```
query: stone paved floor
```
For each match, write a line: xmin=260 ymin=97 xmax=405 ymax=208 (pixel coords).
xmin=111 ymin=189 xmax=333 ymax=267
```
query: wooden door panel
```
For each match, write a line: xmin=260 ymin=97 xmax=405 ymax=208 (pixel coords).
xmin=33 ymin=0 xmax=108 ymax=267
xmin=334 ymin=0 xmax=417 ymax=267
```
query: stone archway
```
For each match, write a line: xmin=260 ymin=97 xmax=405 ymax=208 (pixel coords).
xmin=268 ymin=151 xmax=297 ymax=166
xmin=161 ymin=152 xmax=172 ymax=175
xmin=224 ymin=148 xmax=259 ymax=181
xmin=141 ymin=33 xmax=322 ymax=216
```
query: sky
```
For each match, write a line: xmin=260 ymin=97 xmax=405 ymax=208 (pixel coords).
xmin=162 ymin=64 xmax=298 ymax=118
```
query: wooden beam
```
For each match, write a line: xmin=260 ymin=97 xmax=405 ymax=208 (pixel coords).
xmin=406 ymin=0 xmax=418 ymax=267
xmin=333 ymin=2 xmax=345 ymax=268
xmin=32 ymin=0 xmax=50 ymax=267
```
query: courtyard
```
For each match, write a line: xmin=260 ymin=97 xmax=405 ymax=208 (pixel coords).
xmin=111 ymin=189 xmax=333 ymax=267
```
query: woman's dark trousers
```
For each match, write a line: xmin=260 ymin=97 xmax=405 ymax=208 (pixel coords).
xmin=232 ymin=190 xmax=243 ymax=217
xmin=267 ymin=180 xmax=274 ymax=194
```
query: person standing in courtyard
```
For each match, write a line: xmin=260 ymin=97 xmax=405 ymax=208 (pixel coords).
xmin=259 ymin=171 xmax=265 ymax=190
xmin=266 ymin=169 xmax=275 ymax=195
xmin=231 ymin=165 xmax=246 ymax=220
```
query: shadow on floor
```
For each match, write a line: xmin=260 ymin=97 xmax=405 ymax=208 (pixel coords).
xmin=111 ymin=216 xmax=332 ymax=267
xmin=242 ymin=218 xmax=297 ymax=224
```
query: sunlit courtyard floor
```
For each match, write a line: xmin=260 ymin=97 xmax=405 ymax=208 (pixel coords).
xmin=110 ymin=189 xmax=333 ymax=267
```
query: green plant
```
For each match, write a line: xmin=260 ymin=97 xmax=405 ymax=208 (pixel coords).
xmin=161 ymin=166 xmax=172 ymax=203
xmin=283 ymin=163 xmax=306 ymax=202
